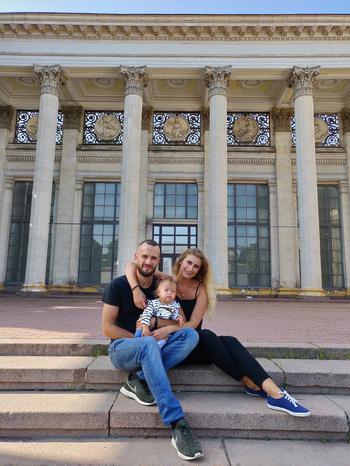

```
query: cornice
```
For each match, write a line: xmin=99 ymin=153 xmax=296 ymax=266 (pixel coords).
xmin=1 ymin=14 xmax=350 ymax=41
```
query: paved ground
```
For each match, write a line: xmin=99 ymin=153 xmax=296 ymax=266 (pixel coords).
xmin=0 ymin=295 xmax=349 ymax=344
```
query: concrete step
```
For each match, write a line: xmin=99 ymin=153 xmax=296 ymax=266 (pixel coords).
xmin=86 ymin=356 xmax=350 ymax=394
xmin=1 ymin=438 xmax=350 ymax=466
xmin=0 ymin=392 xmax=116 ymax=438
xmin=1 ymin=338 xmax=350 ymax=359
xmin=0 ymin=391 xmax=349 ymax=442
xmin=110 ymin=392 xmax=350 ymax=441
xmin=0 ymin=356 xmax=95 ymax=389
xmin=2 ymin=355 xmax=350 ymax=394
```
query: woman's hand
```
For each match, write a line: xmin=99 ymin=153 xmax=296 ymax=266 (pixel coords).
xmin=132 ymin=287 xmax=147 ymax=309
xmin=176 ymin=315 xmax=184 ymax=327
xmin=151 ymin=326 xmax=174 ymax=341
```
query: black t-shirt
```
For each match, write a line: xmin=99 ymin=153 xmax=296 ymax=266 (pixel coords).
xmin=102 ymin=275 xmax=157 ymax=333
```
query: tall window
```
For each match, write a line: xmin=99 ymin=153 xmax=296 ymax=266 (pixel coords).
xmin=5 ymin=182 xmax=55 ymax=285
xmin=228 ymin=184 xmax=270 ymax=288
xmin=153 ymin=183 xmax=198 ymax=272
xmin=78 ymin=182 xmax=120 ymax=285
xmin=5 ymin=182 xmax=33 ymax=284
xmin=318 ymin=185 xmax=344 ymax=289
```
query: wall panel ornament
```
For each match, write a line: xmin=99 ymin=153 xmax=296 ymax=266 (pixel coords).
xmin=83 ymin=111 xmax=123 ymax=144
xmin=341 ymin=109 xmax=350 ymax=133
xmin=227 ymin=112 xmax=270 ymax=146
xmin=15 ymin=110 xmax=63 ymax=144
xmin=291 ymin=113 xmax=340 ymax=147
xmin=61 ymin=106 xmax=83 ymax=131
xmin=153 ymin=112 xmax=200 ymax=145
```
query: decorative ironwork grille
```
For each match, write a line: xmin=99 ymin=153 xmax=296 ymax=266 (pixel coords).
xmin=227 ymin=112 xmax=270 ymax=146
xmin=15 ymin=110 xmax=63 ymax=144
xmin=152 ymin=112 xmax=201 ymax=145
xmin=291 ymin=113 xmax=340 ymax=147
xmin=83 ymin=111 xmax=124 ymax=145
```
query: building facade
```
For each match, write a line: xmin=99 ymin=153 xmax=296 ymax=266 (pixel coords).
xmin=0 ymin=13 xmax=350 ymax=296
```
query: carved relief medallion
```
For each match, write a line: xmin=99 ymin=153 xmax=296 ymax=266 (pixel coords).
xmin=232 ymin=116 xmax=259 ymax=142
xmin=94 ymin=114 xmax=121 ymax=140
xmin=26 ymin=115 xmax=39 ymax=140
xmin=164 ymin=116 xmax=190 ymax=142
xmin=314 ymin=118 xmax=328 ymax=143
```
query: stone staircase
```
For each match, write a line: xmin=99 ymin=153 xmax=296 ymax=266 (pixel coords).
xmin=0 ymin=341 xmax=350 ymax=464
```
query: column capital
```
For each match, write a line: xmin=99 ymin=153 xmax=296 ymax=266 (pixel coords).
xmin=62 ymin=106 xmax=83 ymax=131
xmin=141 ymin=106 xmax=153 ymax=131
xmin=341 ymin=109 xmax=350 ymax=133
xmin=201 ymin=107 xmax=209 ymax=131
xmin=205 ymin=66 xmax=232 ymax=98
xmin=0 ymin=106 xmax=14 ymax=130
xmin=288 ymin=66 xmax=320 ymax=100
xmin=33 ymin=64 xmax=62 ymax=96
xmin=271 ymin=107 xmax=293 ymax=132
xmin=120 ymin=66 xmax=148 ymax=97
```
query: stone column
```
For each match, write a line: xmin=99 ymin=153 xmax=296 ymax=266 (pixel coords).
xmin=205 ymin=66 xmax=231 ymax=288
xmin=69 ymin=178 xmax=84 ymax=285
xmin=202 ymin=107 xmax=210 ymax=257
xmin=22 ymin=65 xmax=62 ymax=292
xmin=52 ymin=106 xmax=82 ymax=288
xmin=138 ymin=107 xmax=152 ymax=244
xmin=0 ymin=106 xmax=13 ymax=289
xmin=117 ymin=66 xmax=148 ymax=276
xmin=268 ymin=180 xmax=279 ymax=291
xmin=288 ymin=66 xmax=323 ymax=295
xmin=341 ymin=109 xmax=350 ymax=294
xmin=271 ymin=108 xmax=298 ymax=293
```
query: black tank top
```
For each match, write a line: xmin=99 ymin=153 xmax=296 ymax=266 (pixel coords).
xmin=177 ymin=281 xmax=202 ymax=330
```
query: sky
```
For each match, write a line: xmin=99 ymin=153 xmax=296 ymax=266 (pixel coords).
xmin=0 ymin=0 xmax=350 ymax=15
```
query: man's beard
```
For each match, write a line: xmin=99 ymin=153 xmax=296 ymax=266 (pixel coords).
xmin=137 ymin=265 xmax=155 ymax=277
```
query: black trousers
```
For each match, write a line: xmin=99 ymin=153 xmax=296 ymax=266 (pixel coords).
xmin=180 ymin=329 xmax=270 ymax=388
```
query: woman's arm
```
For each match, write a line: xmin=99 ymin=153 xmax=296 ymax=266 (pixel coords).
xmin=182 ymin=284 xmax=208 ymax=329
xmin=125 ymin=261 xmax=147 ymax=309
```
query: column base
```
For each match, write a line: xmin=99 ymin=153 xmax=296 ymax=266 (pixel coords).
xmin=21 ymin=283 xmax=48 ymax=293
xmin=277 ymin=287 xmax=300 ymax=297
xmin=0 ymin=282 xmax=5 ymax=292
xmin=217 ymin=288 xmax=274 ymax=297
xmin=299 ymin=287 xmax=326 ymax=297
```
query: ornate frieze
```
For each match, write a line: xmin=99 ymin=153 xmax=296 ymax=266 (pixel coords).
xmin=341 ymin=109 xmax=350 ymax=133
xmin=227 ymin=112 xmax=270 ymax=146
xmin=205 ymin=66 xmax=232 ymax=98
xmin=61 ymin=106 xmax=83 ymax=131
xmin=2 ymin=18 xmax=350 ymax=41
xmin=288 ymin=66 xmax=320 ymax=100
xmin=271 ymin=108 xmax=293 ymax=132
xmin=291 ymin=113 xmax=340 ymax=147
xmin=0 ymin=106 xmax=13 ymax=130
xmin=15 ymin=110 xmax=63 ymax=144
xmin=119 ymin=66 xmax=148 ymax=97
xmin=33 ymin=64 xmax=62 ymax=96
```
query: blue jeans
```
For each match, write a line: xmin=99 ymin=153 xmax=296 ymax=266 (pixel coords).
xmin=135 ymin=328 xmax=166 ymax=348
xmin=109 ymin=328 xmax=199 ymax=426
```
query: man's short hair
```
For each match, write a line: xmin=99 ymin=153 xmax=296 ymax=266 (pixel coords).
xmin=138 ymin=239 xmax=160 ymax=249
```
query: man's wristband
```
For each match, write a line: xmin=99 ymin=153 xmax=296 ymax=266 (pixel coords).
xmin=131 ymin=284 xmax=141 ymax=292
xmin=154 ymin=316 xmax=158 ymax=330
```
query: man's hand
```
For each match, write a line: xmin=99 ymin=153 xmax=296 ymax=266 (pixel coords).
xmin=151 ymin=326 xmax=173 ymax=341
xmin=132 ymin=288 xmax=147 ymax=309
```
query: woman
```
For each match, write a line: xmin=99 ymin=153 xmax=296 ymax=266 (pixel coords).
xmin=127 ymin=248 xmax=310 ymax=417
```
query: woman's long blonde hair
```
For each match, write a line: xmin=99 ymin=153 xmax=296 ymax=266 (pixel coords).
xmin=173 ymin=248 xmax=216 ymax=315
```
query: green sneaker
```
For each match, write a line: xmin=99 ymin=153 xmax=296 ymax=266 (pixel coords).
xmin=171 ymin=418 xmax=203 ymax=461
xmin=120 ymin=374 xmax=156 ymax=406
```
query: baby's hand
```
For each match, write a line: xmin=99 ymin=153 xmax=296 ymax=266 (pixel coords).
xmin=142 ymin=325 xmax=151 ymax=336
xmin=176 ymin=315 xmax=184 ymax=327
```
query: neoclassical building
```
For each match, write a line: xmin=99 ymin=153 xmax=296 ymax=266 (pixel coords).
xmin=0 ymin=13 xmax=350 ymax=296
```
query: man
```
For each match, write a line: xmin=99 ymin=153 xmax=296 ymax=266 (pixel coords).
xmin=102 ymin=239 xmax=203 ymax=461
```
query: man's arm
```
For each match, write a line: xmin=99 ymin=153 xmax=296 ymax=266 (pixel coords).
xmin=102 ymin=303 xmax=134 ymax=339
